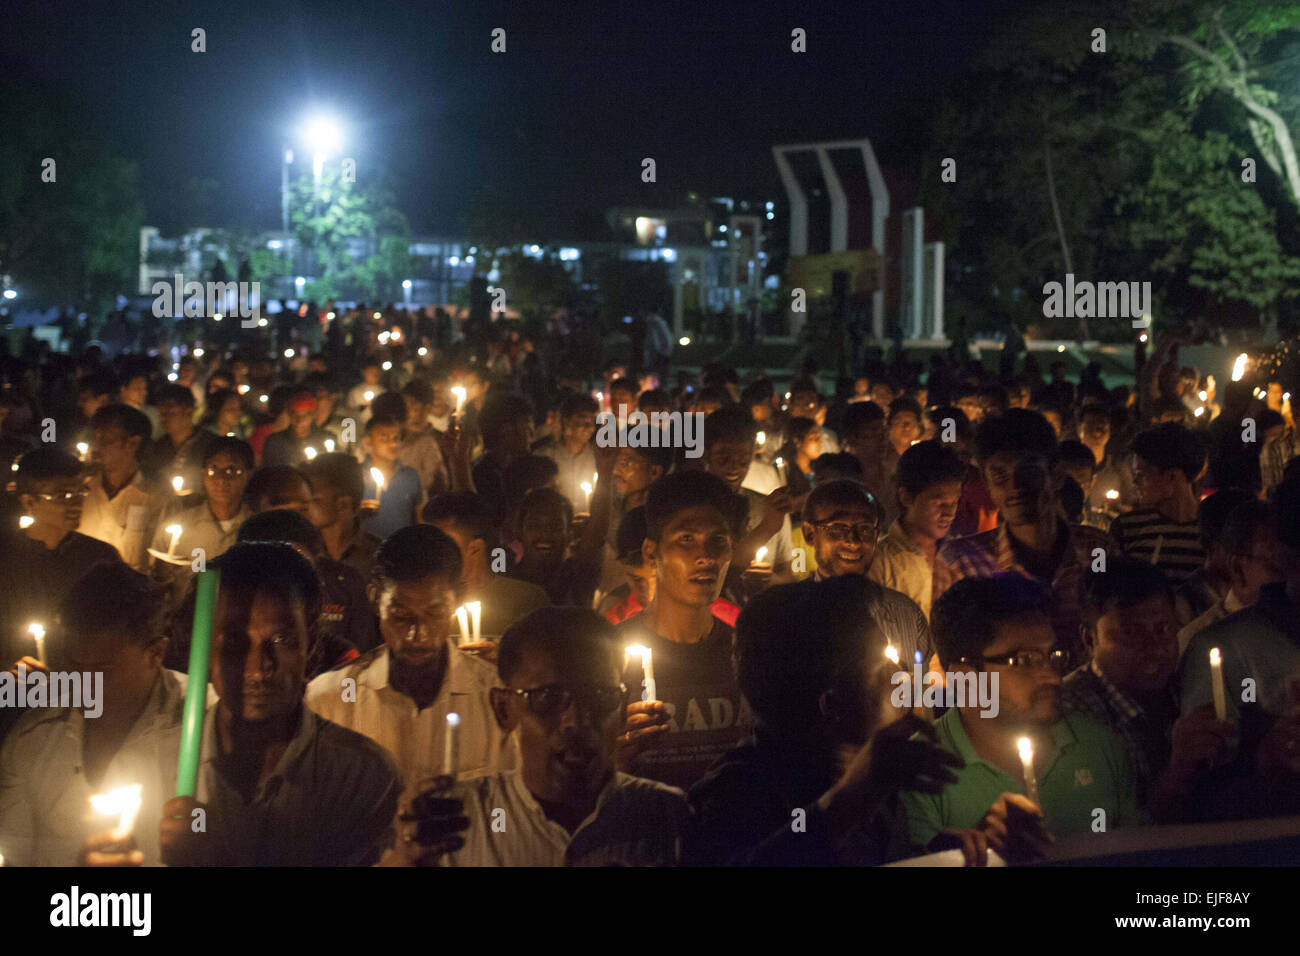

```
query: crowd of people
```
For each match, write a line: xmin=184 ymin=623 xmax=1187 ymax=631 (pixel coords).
xmin=1 ymin=312 xmax=1299 ymax=867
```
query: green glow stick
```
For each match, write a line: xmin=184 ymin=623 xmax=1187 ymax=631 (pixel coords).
xmin=177 ymin=568 xmax=220 ymax=797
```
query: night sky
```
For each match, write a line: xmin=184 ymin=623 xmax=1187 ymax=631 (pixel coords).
xmin=1 ymin=0 xmax=1022 ymax=237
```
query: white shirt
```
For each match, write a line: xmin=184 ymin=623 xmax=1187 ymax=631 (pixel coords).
xmin=0 ymin=669 xmax=214 ymax=866
xmin=78 ymin=470 xmax=165 ymax=572
xmin=305 ymin=644 xmax=516 ymax=807
xmin=742 ymin=487 xmax=794 ymax=568
xmin=444 ymin=769 xmax=688 ymax=866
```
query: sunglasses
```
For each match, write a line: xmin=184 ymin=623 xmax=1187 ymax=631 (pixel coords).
xmin=503 ymin=683 xmax=628 ymax=719
xmin=35 ymin=488 xmax=90 ymax=503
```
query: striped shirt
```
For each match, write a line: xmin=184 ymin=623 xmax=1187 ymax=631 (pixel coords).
xmin=814 ymin=569 xmax=933 ymax=667
xmin=1109 ymin=508 xmax=1204 ymax=585
xmin=933 ymin=520 xmax=1109 ymax=667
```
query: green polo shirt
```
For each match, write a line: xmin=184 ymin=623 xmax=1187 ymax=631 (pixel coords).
xmin=901 ymin=708 xmax=1136 ymax=847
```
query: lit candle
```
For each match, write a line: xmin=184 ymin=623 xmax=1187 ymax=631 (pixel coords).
xmin=467 ymin=600 xmax=482 ymax=644
xmin=1017 ymin=737 xmax=1040 ymax=805
xmin=172 ymin=475 xmax=184 ymax=495
xmin=89 ymin=784 xmax=143 ymax=842
xmin=451 ymin=386 xmax=466 ymax=416
xmin=166 ymin=524 xmax=182 ymax=557
xmin=238 ymin=384 xmax=250 ymax=395
xmin=28 ymin=622 xmax=45 ymax=666
xmin=1105 ymin=489 xmax=1119 ymax=501
xmin=444 ymin=712 xmax=461 ymax=778
xmin=753 ymin=545 xmax=769 ymax=568
xmin=363 ymin=389 xmax=375 ymax=403
xmin=19 ymin=515 xmax=33 ymax=529
xmin=324 ymin=439 xmax=335 ymax=453
xmin=1209 ymin=647 xmax=1227 ymax=721
xmin=371 ymin=466 xmax=386 ymax=498
xmin=454 ymin=605 xmax=470 ymax=646
xmin=626 ymin=644 xmax=656 ymax=702
xmin=756 ymin=430 xmax=766 ymax=447
xmin=774 ymin=456 xmax=787 ymax=483
xmin=580 ymin=481 xmax=593 ymax=512
xmin=76 ymin=442 xmax=89 ymax=461
xmin=304 ymin=446 xmax=317 ymax=460
xmin=884 ymin=644 xmax=900 ymax=665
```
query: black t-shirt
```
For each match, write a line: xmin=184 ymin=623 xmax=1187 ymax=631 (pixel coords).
xmin=616 ymin=610 xmax=751 ymax=791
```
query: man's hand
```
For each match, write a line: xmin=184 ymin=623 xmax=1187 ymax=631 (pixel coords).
xmin=159 ymin=796 xmax=209 ymax=867
xmin=820 ymin=715 xmax=963 ymax=830
xmin=937 ymin=827 xmax=992 ymax=867
xmin=80 ymin=831 xmax=144 ymax=867
xmin=1168 ymin=704 xmax=1234 ymax=779
xmin=397 ymin=776 xmax=469 ymax=866
xmin=974 ymin=793 xmax=1054 ymax=863
xmin=758 ymin=487 xmax=795 ymax=538
xmin=616 ymin=700 xmax=670 ymax=772
xmin=5 ymin=656 xmax=47 ymax=679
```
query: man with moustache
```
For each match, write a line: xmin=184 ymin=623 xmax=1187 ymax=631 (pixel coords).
xmin=432 ymin=607 xmax=689 ymax=866
xmin=801 ymin=479 xmax=932 ymax=671
xmin=933 ymin=409 xmax=1109 ymax=668
xmin=902 ymin=574 xmax=1136 ymax=852
xmin=615 ymin=471 xmax=750 ymax=790
xmin=306 ymin=525 xmax=516 ymax=809
xmin=159 ymin=543 xmax=400 ymax=866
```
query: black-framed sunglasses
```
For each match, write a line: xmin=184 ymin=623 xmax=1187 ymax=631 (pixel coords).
xmin=503 ymin=683 xmax=628 ymax=719
xmin=957 ymin=648 xmax=1070 ymax=672
xmin=810 ymin=520 xmax=878 ymax=543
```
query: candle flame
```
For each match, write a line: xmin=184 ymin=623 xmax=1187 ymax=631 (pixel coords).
xmin=755 ymin=546 xmax=768 ymax=563
xmin=884 ymin=644 xmax=900 ymax=664
xmin=1210 ymin=647 xmax=1221 ymax=666
xmin=19 ymin=515 xmax=33 ymax=528
xmin=28 ymin=622 xmax=44 ymax=640
xmin=446 ymin=712 xmax=460 ymax=728
xmin=304 ymin=446 xmax=317 ymax=460
xmin=1105 ymin=489 xmax=1119 ymax=500
xmin=756 ymin=431 xmax=766 ymax=445
xmin=1017 ymin=737 xmax=1033 ymax=762
xmin=172 ymin=475 xmax=184 ymax=493
xmin=165 ymin=523 xmax=181 ymax=537
xmin=324 ymin=439 xmax=335 ymax=452
xmin=1231 ymin=353 xmax=1248 ymax=382
xmin=370 ymin=467 xmax=385 ymax=490
xmin=76 ymin=442 xmax=88 ymax=456
xmin=580 ymin=481 xmax=593 ymax=496
xmin=89 ymin=783 xmax=143 ymax=841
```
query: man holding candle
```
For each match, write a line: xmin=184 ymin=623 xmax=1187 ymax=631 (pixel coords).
xmin=78 ymin=404 xmax=164 ymax=573
xmin=360 ymin=416 xmax=423 ymax=540
xmin=615 ymin=471 xmax=751 ymax=790
xmin=0 ymin=448 xmax=120 ymax=668
xmin=160 ymin=542 xmax=400 ymax=866
xmin=537 ymin=393 xmax=599 ymax=516
xmin=1062 ymin=557 xmax=1231 ymax=821
xmin=430 ymin=607 xmax=689 ymax=866
xmin=422 ymin=492 xmax=549 ymax=641
xmin=261 ymin=390 xmax=336 ymax=468
xmin=0 ymin=564 xmax=193 ymax=865
xmin=306 ymin=525 xmax=515 ymax=810
xmin=148 ymin=438 xmax=253 ymax=579
xmin=139 ymin=384 xmax=213 ymax=493
xmin=902 ymin=574 xmax=1136 ymax=855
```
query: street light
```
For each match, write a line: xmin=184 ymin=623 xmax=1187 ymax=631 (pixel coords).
xmin=303 ymin=115 xmax=343 ymax=181
xmin=402 ymin=278 xmax=412 ymax=308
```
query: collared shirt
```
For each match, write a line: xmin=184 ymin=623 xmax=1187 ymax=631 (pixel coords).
xmin=399 ymin=428 xmax=449 ymax=495
xmin=813 ymin=570 xmax=932 ymax=666
xmin=1062 ymin=660 xmax=1176 ymax=818
xmin=149 ymin=501 xmax=249 ymax=569
xmin=1179 ymin=582 xmax=1300 ymax=721
xmin=337 ymin=524 xmax=381 ymax=580
xmin=901 ymin=707 xmax=1136 ymax=847
xmin=869 ymin=519 xmax=938 ymax=619
xmin=1110 ymin=507 xmax=1205 ymax=586
xmin=78 ymin=470 xmax=165 ymax=572
xmin=1177 ymin=588 xmax=1245 ymax=658
xmin=466 ymin=575 xmax=551 ymax=641
xmin=195 ymin=703 xmax=400 ymax=866
xmin=305 ymin=644 xmax=516 ymax=806
xmin=538 ymin=439 xmax=598 ymax=515
xmin=934 ymin=519 xmax=1108 ymax=666
xmin=0 ymin=669 xmax=214 ymax=866
xmin=444 ymin=769 xmax=688 ymax=866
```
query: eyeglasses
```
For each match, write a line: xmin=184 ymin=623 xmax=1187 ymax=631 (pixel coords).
xmin=206 ymin=466 xmax=246 ymax=479
xmin=35 ymin=488 xmax=90 ymax=503
xmin=503 ymin=683 xmax=628 ymax=719
xmin=957 ymin=649 xmax=1069 ymax=672
xmin=811 ymin=521 xmax=878 ymax=543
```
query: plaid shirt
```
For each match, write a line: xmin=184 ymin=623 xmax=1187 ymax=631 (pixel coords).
xmin=1062 ymin=660 xmax=1176 ymax=818
xmin=933 ymin=520 xmax=1109 ymax=667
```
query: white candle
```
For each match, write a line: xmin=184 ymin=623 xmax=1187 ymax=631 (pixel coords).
xmin=454 ymin=605 xmax=470 ymax=646
xmin=754 ymin=545 xmax=769 ymax=567
xmin=451 ymin=386 xmax=467 ymax=416
xmin=165 ymin=524 xmax=182 ymax=557
xmin=580 ymin=481 xmax=593 ymax=512
xmin=467 ymin=600 xmax=482 ymax=644
xmin=28 ymin=622 xmax=45 ymax=666
xmin=626 ymin=644 xmax=656 ymax=702
xmin=1017 ymin=737 xmax=1040 ymax=805
xmin=443 ymin=712 xmax=461 ymax=778
xmin=370 ymin=466 xmax=386 ymax=503
xmin=76 ymin=442 xmax=89 ymax=461
xmin=1209 ymin=647 xmax=1227 ymax=721
xmin=172 ymin=475 xmax=184 ymax=495
xmin=89 ymin=784 xmax=143 ymax=841
xmin=774 ymin=457 xmax=787 ymax=483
